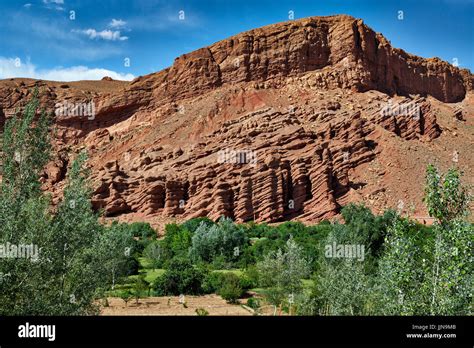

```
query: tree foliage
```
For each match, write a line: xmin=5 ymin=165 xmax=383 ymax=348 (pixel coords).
xmin=257 ymin=237 xmax=311 ymax=305
xmin=189 ymin=217 xmax=247 ymax=264
xmin=0 ymin=94 xmax=135 ymax=315
xmin=378 ymin=165 xmax=472 ymax=315
xmin=153 ymin=258 xmax=206 ymax=296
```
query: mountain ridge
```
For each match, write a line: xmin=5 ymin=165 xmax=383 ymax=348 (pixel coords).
xmin=0 ymin=14 xmax=472 ymax=229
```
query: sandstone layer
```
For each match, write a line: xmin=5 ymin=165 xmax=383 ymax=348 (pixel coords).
xmin=0 ymin=15 xmax=472 ymax=227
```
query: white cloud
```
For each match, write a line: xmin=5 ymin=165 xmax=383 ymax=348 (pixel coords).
xmin=109 ymin=19 xmax=127 ymax=29
xmin=23 ymin=3 xmax=32 ymax=9
xmin=74 ymin=28 xmax=128 ymax=41
xmin=0 ymin=57 xmax=134 ymax=81
xmin=42 ymin=0 xmax=64 ymax=11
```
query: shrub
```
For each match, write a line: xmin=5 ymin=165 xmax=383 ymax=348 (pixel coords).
xmin=120 ymin=290 xmax=133 ymax=307
xmin=243 ymin=221 xmax=272 ymax=238
xmin=264 ymin=287 xmax=286 ymax=307
xmin=154 ymin=258 xmax=206 ymax=296
xmin=195 ymin=308 xmax=209 ymax=316
xmin=133 ymin=276 xmax=149 ymax=304
xmin=201 ymin=272 xmax=222 ymax=294
xmin=246 ymin=297 xmax=261 ymax=310
xmin=211 ymin=254 xmax=233 ymax=270
xmin=128 ymin=222 xmax=156 ymax=239
xmin=238 ymin=276 xmax=254 ymax=291
xmin=243 ymin=266 xmax=259 ymax=288
xmin=218 ymin=273 xmax=243 ymax=303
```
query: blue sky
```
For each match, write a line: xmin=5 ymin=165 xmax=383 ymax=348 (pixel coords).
xmin=0 ymin=0 xmax=472 ymax=81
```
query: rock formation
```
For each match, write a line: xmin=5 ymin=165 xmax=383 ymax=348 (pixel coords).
xmin=0 ymin=15 xmax=472 ymax=226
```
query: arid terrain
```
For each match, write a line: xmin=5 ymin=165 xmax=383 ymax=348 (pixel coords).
xmin=100 ymin=295 xmax=254 ymax=316
xmin=1 ymin=15 xmax=472 ymax=231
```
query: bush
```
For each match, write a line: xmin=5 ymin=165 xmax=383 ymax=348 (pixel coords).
xmin=218 ymin=273 xmax=243 ymax=303
xmin=264 ymin=287 xmax=286 ymax=307
xmin=153 ymin=258 xmax=206 ymax=296
xmin=128 ymin=222 xmax=156 ymax=239
xmin=240 ymin=267 xmax=258 ymax=289
xmin=202 ymin=271 xmax=252 ymax=294
xmin=119 ymin=290 xmax=133 ymax=307
xmin=201 ymin=272 xmax=222 ymax=294
xmin=246 ymin=297 xmax=261 ymax=310
xmin=195 ymin=308 xmax=209 ymax=316
xmin=132 ymin=276 xmax=149 ymax=304
xmin=211 ymin=254 xmax=233 ymax=270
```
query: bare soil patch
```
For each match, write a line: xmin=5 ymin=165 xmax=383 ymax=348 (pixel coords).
xmin=100 ymin=295 xmax=253 ymax=316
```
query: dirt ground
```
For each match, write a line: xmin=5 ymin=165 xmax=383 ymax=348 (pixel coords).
xmin=100 ymin=295 xmax=254 ymax=316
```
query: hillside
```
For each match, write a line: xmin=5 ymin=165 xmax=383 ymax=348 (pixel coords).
xmin=0 ymin=15 xmax=472 ymax=228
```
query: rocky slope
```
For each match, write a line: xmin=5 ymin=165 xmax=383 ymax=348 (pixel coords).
xmin=0 ymin=15 xmax=472 ymax=228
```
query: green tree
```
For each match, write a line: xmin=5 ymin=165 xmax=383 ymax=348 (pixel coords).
xmin=189 ymin=217 xmax=247 ymax=265
xmin=376 ymin=218 xmax=432 ymax=315
xmin=181 ymin=217 xmax=214 ymax=233
xmin=294 ymin=204 xmax=398 ymax=315
xmin=311 ymin=212 xmax=383 ymax=315
xmin=257 ymin=237 xmax=310 ymax=306
xmin=0 ymin=89 xmax=50 ymax=205
xmin=424 ymin=164 xmax=470 ymax=225
xmin=99 ymin=222 xmax=137 ymax=289
xmin=0 ymin=92 xmax=55 ymax=315
xmin=158 ymin=223 xmax=192 ymax=264
xmin=144 ymin=241 xmax=164 ymax=270
xmin=0 ymin=94 xmax=125 ymax=315
xmin=127 ymin=222 xmax=156 ymax=239
xmin=378 ymin=165 xmax=472 ymax=315
xmin=39 ymin=151 xmax=110 ymax=315
xmin=154 ymin=258 xmax=206 ymax=296
xmin=120 ymin=290 xmax=132 ymax=307
xmin=133 ymin=276 xmax=148 ymax=305
xmin=423 ymin=165 xmax=472 ymax=315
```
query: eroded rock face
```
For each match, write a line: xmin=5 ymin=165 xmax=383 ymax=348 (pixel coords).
xmin=152 ymin=15 xmax=470 ymax=103
xmin=0 ymin=15 xmax=473 ymax=226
